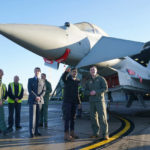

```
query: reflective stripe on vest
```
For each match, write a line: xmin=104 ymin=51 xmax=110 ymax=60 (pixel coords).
xmin=2 ymin=84 xmax=6 ymax=97
xmin=0 ymin=83 xmax=6 ymax=104
xmin=2 ymin=84 xmax=6 ymax=104
xmin=8 ymin=83 xmax=22 ymax=103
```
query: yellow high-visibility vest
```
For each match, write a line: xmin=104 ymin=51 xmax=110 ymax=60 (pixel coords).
xmin=2 ymin=84 xmax=6 ymax=104
xmin=0 ymin=83 xmax=6 ymax=100
xmin=8 ymin=82 xmax=23 ymax=103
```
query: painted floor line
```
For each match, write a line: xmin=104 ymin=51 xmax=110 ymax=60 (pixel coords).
xmin=79 ymin=115 xmax=134 ymax=150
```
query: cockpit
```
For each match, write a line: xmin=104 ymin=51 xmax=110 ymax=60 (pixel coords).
xmin=74 ymin=22 xmax=105 ymax=35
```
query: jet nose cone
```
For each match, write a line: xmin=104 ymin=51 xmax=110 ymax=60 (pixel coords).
xmin=0 ymin=24 xmax=67 ymax=59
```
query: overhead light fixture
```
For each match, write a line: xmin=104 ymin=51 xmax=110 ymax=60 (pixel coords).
xmin=134 ymin=58 xmax=139 ymax=61
xmin=140 ymin=60 xmax=144 ymax=63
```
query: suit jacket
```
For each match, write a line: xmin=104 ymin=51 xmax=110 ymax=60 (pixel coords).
xmin=28 ymin=77 xmax=46 ymax=104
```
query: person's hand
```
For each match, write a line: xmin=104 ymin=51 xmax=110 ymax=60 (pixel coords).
xmin=36 ymin=97 xmax=41 ymax=101
xmin=15 ymin=98 xmax=19 ymax=102
xmin=90 ymin=90 xmax=96 ymax=96
xmin=78 ymin=104 xmax=81 ymax=109
xmin=66 ymin=68 xmax=71 ymax=72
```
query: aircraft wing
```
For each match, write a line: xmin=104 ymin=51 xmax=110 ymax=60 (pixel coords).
xmin=76 ymin=36 xmax=145 ymax=68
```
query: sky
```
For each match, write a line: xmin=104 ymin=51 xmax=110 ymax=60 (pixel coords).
xmin=0 ymin=0 xmax=150 ymax=91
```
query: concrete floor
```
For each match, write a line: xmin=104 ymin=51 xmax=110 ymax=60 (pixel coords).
xmin=105 ymin=101 xmax=150 ymax=150
xmin=0 ymin=101 xmax=150 ymax=150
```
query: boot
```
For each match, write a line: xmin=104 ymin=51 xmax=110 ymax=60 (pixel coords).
xmin=2 ymin=129 xmax=9 ymax=136
xmin=44 ymin=123 xmax=48 ymax=128
xmin=39 ymin=123 xmax=43 ymax=127
xmin=16 ymin=126 xmax=22 ymax=130
xmin=104 ymin=135 xmax=109 ymax=140
xmin=64 ymin=132 xmax=73 ymax=141
xmin=7 ymin=127 xmax=13 ymax=132
xmin=70 ymin=130 xmax=79 ymax=139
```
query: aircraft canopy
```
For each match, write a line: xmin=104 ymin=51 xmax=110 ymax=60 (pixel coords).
xmin=74 ymin=22 xmax=108 ymax=36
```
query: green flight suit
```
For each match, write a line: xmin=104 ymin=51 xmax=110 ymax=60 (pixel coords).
xmin=0 ymin=82 xmax=7 ymax=132
xmin=85 ymin=74 xmax=109 ymax=137
xmin=40 ymin=80 xmax=52 ymax=125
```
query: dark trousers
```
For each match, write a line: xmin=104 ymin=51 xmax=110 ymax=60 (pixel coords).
xmin=8 ymin=102 xmax=21 ymax=128
xmin=29 ymin=104 xmax=40 ymax=135
xmin=0 ymin=105 xmax=7 ymax=131
xmin=39 ymin=103 xmax=48 ymax=124
xmin=63 ymin=102 xmax=77 ymax=132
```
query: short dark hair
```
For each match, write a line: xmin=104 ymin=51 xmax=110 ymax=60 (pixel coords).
xmin=0 ymin=69 xmax=4 ymax=75
xmin=34 ymin=67 xmax=41 ymax=72
xmin=41 ymin=73 xmax=46 ymax=77
xmin=71 ymin=67 xmax=77 ymax=71
xmin=90 ymin=65 xmax=97 ymax=70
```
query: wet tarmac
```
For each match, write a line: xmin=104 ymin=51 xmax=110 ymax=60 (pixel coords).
xmin=0 ymin=101 xmax=150 ymax=150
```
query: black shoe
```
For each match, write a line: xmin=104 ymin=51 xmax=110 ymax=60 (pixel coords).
xmin=44 ymin=123 xmax=48 ymax=128
xmin=76 ymin=115 xmax=81 ymax=118
xmin=2 ymin=129 xmax=9 ymax=136
xmin=7 ymin=127 xmax=13 ymax=132
xmin=29 ymin=134 xmax=34 ymax=138
xmin=16 ymin=126 xmax=22 ymax=130
xmin=35 ymin=132 xmax=42 ymax=136
xmin=39 ymin=123 xmax=43 ymax=127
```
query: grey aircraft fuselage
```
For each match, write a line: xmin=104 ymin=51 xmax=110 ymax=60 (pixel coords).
xmin=0 ymin=22 xmax=106 ymax=65
xmin=0 ymin=22 xmax=150 ymax=96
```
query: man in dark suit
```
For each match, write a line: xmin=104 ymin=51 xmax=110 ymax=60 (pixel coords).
xmin=28 ymin=67 xmax=46 ymax=138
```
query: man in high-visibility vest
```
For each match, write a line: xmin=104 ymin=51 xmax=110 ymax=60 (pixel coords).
xmin=0 ymin=69 xmax=8 ymax=135
xmin=7 ymin=75 xmax=24 ymax=132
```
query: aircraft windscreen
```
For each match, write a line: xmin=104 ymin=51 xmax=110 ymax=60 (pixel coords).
xmin=74 ymin=22 xmax=96 ymax=34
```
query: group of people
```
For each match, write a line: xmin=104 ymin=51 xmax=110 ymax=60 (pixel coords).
xmin=0 ymin=70 xmax=25 ymax=135
xmin=0 ymin=67 xmax=52 ymax=137
xmin=0 ymin=65 xmax=109 ymax=142
xmin=62 ymin=66 xmax=109 ymax=141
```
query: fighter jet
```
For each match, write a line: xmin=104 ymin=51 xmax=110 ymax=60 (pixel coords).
xmin=0 ymin=22 xmax=150 ymax=104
